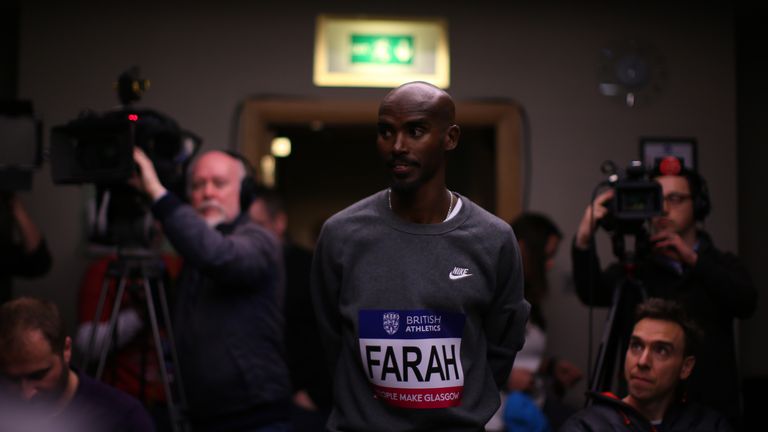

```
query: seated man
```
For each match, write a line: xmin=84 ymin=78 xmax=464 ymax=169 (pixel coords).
xmin=560 ymin=298 xmax=732 ymax=432
xmin=0 ymin=297 xmax=154 ymax=432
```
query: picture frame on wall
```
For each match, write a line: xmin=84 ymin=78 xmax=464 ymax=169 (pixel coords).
xmin=640 ymin=136 xmax=698 ymax=172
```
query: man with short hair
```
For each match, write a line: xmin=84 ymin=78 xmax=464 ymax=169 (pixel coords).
xmin=249 ymin=187 xmax=333 ymax=431
xmin=560 ymin=298 xmax=732 ymax=431
xmin=132 ymin=148 xmax=292 ymax=431
xmin=571 ymin=163 xmax=756 ymax=425
xmin=0 ymin=296 xmax=154 ymax=431
xmin=311 ymin=81 xmax=529 ymax=431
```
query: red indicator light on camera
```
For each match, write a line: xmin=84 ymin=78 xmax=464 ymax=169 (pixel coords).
xmin=128 ymin=114 xmax=139 ymax=122
xmin=659 ymin=156 xmax=682 ymax=176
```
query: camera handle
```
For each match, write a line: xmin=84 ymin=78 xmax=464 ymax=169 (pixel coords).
xmin=82 ymin=253 xmax=189 ymax=432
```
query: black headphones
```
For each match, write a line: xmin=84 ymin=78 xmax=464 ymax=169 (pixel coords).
xmin=686 ymin=170 xmax=711 ymax=221
xmin=223 ymin=150 xmax=258 ymax=213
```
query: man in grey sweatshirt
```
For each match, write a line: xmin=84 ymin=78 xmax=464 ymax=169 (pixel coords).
xmin=311 ymin=81 xmax=530 ymax=432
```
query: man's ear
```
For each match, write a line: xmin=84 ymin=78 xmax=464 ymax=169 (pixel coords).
xmin=680 ymin=355 xmax=695 ymax=380
xmin=444 ymin=124 xmax=460 ymax=151
xmin=63 ymin=336 xmax=72 ymax=364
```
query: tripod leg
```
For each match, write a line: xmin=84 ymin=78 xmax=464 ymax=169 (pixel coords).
xmin=94 ymin=272 xmax=129 ymax=379
xmin=83 ymin=274 xmax=113 ymax=370
xmin=143 ymin=275 xmax=188 ymax=432
xmin=154 ymin=278 xmax=189 ymax=412
xmin=95 ymin=273 xmax=129 ymax=379
xmin=589 ymin=280 xmax=623 ymax=395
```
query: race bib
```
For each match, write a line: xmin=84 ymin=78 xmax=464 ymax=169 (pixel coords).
xmin=358 ymin=309 xmax=466 ymax=409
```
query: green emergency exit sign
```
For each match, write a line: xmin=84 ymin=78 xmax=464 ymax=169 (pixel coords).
xmin=350 ymin=35 xmax=414 ymax=65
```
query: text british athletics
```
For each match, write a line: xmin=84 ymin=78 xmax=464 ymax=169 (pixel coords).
xmin=358 ymin=309 xmax=466 ymax=409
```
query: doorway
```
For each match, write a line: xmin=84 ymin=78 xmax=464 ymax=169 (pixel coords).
xmin=240 ymin=99 xmax=523 ymax=249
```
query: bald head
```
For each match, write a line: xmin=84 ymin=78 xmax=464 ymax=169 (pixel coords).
xmin=380 ymin=81 xmax=456 ymax=129
xmin=377 ymin=81 xmax=460 ymax=194
xmin=187 ymin=151 xmax=247 ymax=185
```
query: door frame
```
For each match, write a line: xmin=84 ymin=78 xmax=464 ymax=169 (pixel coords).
xmin=239 ymin=98 xmax=523 ymax=221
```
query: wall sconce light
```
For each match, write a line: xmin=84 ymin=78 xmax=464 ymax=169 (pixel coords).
xmin=260 ymin=154 xmax=276 ymax=187
xmin=271 ymin=136 xmax=291 ymax=157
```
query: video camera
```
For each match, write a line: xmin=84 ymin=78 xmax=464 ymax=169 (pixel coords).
xmin=50 ymin=67 xmax=199 ymax=192
xmin=598 ymin=160 xmax=663 ymax=234
xmin=595 ymin=160 xmax=663 ymax=262
xmin=49 ymin=67 xmax=201 ymax=248
xmin=50 ymin=107 xmax=198 ymax=191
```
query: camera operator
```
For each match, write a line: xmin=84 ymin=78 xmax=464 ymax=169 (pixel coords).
xmin=571 ymin=161 xmax=756 ymax=427
xmin=0 ymin=192 xmax=52 ymax=304
xmin=131 ymin=148 xmax=292 ymax=431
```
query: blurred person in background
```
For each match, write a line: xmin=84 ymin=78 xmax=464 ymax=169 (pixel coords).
xmin=0 ymin=192 xmax=52 ymax=304
xmin=487 ymin=213 xmax=582 ymax=432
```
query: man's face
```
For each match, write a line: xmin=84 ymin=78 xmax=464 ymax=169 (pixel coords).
xmin=544 ymin=234 xmax=560 ymax=272
xmin=624 ymin=318 xmax=694 ymax=405
xmin=189 ymin=152 xmax=243 ymax=227
xmin=652 ymin=175 xmax=696 ymax=235
xmin=376 ymin=87 xmax=458 ymax=192
xmin=248 ymin=198 xmax=286 ymax=240
xmin=0 ymin=330 xmax=71 ymax=407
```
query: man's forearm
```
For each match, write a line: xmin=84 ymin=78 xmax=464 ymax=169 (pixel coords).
xmin=12 ymin=197 xmax=42 ymax=253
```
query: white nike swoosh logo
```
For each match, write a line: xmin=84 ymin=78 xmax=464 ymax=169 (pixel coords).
xmin=449 ymin=271 xmax=473 ymax=280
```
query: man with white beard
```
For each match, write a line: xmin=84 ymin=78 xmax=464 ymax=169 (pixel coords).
xmin=132 ymin=148 xmax=292 ymax=431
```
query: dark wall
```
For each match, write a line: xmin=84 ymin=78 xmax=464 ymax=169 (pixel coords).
xmin=736 ymin=5 xmax=768 ymax=378
xmin=0 ymin=3 xmax=19 ymax=99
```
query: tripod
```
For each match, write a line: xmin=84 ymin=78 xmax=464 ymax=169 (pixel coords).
xmin=81 ymin=250 xmax=189 ymax=432
xmin=588 ymin=227 xmax=650 ymax=396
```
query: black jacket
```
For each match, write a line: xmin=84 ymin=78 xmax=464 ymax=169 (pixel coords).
xmin=0 ymin=238 xmax=51 ymax=303
xmin=152 ymin=193 xmax=291 ymax=428
xmin=283 ymin=242 xmax=333 ymax=411
xmin=571 ymin=231 xmax=756 ymax=424
xmin=559 ymin=391 xmax=733 ymax=432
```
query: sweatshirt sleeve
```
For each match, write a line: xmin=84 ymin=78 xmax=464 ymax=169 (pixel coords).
xmin=484 ymin=228 xmax=530 ymax=389
xmin=151 ymin=192 xmax=280 ymax=288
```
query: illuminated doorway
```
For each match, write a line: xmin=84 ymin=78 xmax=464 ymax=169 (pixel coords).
xmin=240 ymin=99 xmax=523 ymax=248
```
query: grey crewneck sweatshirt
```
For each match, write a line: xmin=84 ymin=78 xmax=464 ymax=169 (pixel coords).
xmin=311 ymin=190 xmax=529 ymax=432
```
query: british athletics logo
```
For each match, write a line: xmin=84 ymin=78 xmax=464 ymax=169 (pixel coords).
xmin=358 ymin=309 xmax=466 ymax=409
